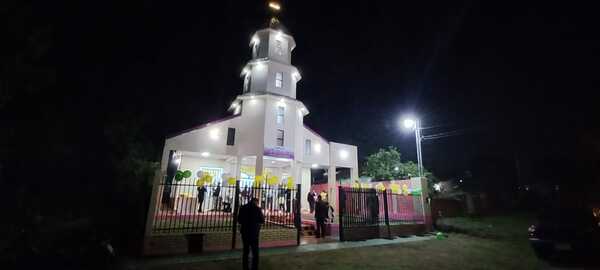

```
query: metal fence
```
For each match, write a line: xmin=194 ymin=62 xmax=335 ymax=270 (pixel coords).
xmin=338 ymin=186 xmax=425 ymax=240
xmin=151 ymin=177 xmax=300 ymax=236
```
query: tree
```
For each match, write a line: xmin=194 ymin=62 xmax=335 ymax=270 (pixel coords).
xmin=363 ymin=146 xmax=402 ymax=180
xmin=362 ymin=146 xmax=436 ymax=181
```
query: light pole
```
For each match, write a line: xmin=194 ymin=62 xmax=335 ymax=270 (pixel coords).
xmin=403 ymin=118 xmax=424 ymax=177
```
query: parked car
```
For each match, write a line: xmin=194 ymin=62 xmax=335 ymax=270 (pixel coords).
xmin=528 ymin=207 xmax=600 ymax=258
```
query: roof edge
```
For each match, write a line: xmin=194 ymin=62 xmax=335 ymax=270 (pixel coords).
xmin=166 ymin=114 xmax=240 ymax=139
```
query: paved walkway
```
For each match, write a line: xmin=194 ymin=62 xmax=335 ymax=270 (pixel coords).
xmin=123 ymin=235 xmax=434 ymax=270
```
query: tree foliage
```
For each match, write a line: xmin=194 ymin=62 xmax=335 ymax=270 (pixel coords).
xmin=363 ymin=146 xmax=436 ymax=181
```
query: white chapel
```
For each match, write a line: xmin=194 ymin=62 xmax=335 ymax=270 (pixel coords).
xmin=158 ymin=16 xmax=359 ymax=211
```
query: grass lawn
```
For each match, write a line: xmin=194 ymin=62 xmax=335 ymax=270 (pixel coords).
xmin=146 ymin=233 xmax=542 ymax=270
xmin=435 ymin=214 xmax=533 ymax=240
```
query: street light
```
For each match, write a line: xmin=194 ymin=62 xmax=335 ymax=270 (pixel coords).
xmin=402 ymin=117 xmax=424 ymax=177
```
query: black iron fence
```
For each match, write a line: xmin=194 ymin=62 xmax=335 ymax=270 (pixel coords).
xmin=338 ymin=186 xmax=425 ymax=240
xmin=151 ymin=177 xmax=300 ymax=236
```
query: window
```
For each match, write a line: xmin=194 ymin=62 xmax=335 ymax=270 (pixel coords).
xmin=275 ymin=72 xmax=283 ymax=88
xmin=226 ymin=128 xmax=235 ymax=145
xmin=276 ymin=106 xmax=284 ymax=124
xmin=276 ymin=129 xmax=284 ymax=146
xmin=305 ymin=139 xmax=311 ymax=156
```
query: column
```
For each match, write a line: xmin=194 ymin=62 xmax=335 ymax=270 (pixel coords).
xmin=234 ymin=156 xmax=242 ymax=181
xmin=300 ymin=167 xmax=311 ymax=211
xmin=255 ymin=154 xmax=264 ymax=178
xmin=327 ymin=164 xmax=337 ymax=216
xmin=350 ymin=167 xmax=359 ymax=182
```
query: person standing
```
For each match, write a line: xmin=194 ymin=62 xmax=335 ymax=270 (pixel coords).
xmin=238 ymin=198 xmax=265 ymax=270
xmin=212 ymin=184 xmax=221 ymax=211
xmin=307 ymin=190 xmax=316 ymax=213
xmin=314 ymin=195 xmax=329 ymax=238
xmin=196 ymin=179 xmax=207 ymax=213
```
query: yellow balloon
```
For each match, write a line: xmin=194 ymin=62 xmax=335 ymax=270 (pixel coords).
xmin=401 ymin=184 xmax=409 ymax=195
xmin=286 ymin=177 xmax=294 ymax=189
xmin=352 ymin=182 xmax=360 ymax=189
xmin=267 ymin=175 xmax=279 ymax=186
xmin=375 ymin=183 xmax=386 ymax=192
xmin=254 ymin=175 xmax=264 ymax=187
xmin=227 ymin=177 xmax=236 ymax=185
xmin=202 ymin=174 xmax=213 ymax=184
xmin=390 ymin=183 xmax=400 ymax=194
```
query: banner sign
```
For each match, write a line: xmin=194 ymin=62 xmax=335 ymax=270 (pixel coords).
xmin=264 ymin=146 xmax=294 ymax=159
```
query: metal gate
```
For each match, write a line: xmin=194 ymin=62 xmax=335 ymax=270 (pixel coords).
xmin=149 ymin=177 xmax=301 ymax=249
xmin=338 ymin=186 xmax=425 ymax=241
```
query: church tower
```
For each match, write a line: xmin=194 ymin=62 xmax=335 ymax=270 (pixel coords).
xmin=240 ymin=6 xmax=302 ymax=99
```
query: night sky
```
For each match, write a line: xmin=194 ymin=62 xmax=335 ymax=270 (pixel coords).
xmin=5 ymin=0 xmax=600 ymax=185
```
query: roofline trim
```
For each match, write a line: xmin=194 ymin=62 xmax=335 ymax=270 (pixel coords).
xmin=166 ymin=114 xmax=241 ymax=139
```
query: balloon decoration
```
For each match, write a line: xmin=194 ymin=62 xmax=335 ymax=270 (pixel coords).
xmin=401 ymin=184 xmax=410 ymax=195
xmin=254 ymin=175 xmax=264 ymax=187
xmin=183 ymin=170 xmax=192 ymax=179
xmin=227 ymin=177 xmax=237 ymax=186
xmin=205 ymin=174 xmax=214 ymax=184
xmin=267 ymin=175 xmax=279 ymax=186
xmin=351 ymin=181 xmax=361 ymax=189
xmin=375 ymin=183 xmax=386 ymax=192
xmin=174 ymin=170 xmax=184 ymax=181
xmin=286 ymin=177 xmax=295 ymax=189
xmin=389 ymin=183 xmax=400 ymax=194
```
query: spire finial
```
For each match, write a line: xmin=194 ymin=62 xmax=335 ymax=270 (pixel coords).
xmin=268 ymin=1 xmax=282 ymax=28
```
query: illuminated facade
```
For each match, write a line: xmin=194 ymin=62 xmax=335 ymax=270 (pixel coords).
xmin=158 ymin=20 xmax=359 ymax=212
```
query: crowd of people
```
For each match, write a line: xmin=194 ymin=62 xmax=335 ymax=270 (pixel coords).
xmin=194 ymin=182 xmax=294 ymax=214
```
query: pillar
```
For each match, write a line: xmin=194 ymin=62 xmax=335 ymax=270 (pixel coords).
xmin=327 ymin=164 xmax=337 ymax=216
xmin=300 ymin=167 xmax=311 ymax=211
xmin=234 ymin=156 xmax=242 ymax=181
xmin=255 ymin=154 xmax=264 ymax=177
xmin=350 ymin=167 xmax=359 ymax=182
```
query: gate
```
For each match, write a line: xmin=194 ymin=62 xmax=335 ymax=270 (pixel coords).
xmin=338 ymin=186 xmax=425 ymax=241
xmin=148 ymin=177 xmax=301 ymax=251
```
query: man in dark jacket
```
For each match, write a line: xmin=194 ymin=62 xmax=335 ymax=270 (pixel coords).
xmin=238 ymin=197 xmax=264 ymax=270
xmin=314 ymin=195 xmax=329 ymax=238
xmin=196 ymin=184 xmax=206 ymax=213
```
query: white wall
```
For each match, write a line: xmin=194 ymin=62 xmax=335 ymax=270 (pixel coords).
xmin=329 ymin=142 xmax=358 ymax=170
xmin=301 ymin=126 xmax=331 ymax=166
xmin=264 ymin=61 xmax=298 ymax=98
xmin=160 ymin=118 xmax=238 ymax=171
xmin=234 ymin=97 xmax=266 ymax=156
xmin=263 ymin=97 xmax=300 ymax=153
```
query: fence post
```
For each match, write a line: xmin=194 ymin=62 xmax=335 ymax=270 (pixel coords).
xmin=231 ymin=180 xmax=241 ymax=250
xmin=382 ymin=189 xmax=391 ymax=239
xmin=295 ymin=184 xmax=301 ymax=245
xmin=338 ymin=186 xmax=345 ymax=241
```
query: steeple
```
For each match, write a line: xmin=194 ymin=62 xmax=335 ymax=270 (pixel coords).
xmin=240 ymin=1 xmax=301 ymax=99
